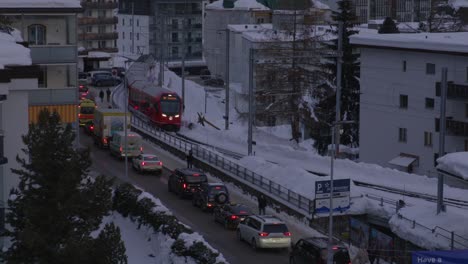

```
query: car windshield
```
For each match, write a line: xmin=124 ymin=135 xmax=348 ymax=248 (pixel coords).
xmin=96 ymin=74 xmax=111 ymax=79
xmin=144 ymin=156 xmax=159 ymax=161
xmin=79 ymin=73 xmax=87 ymax=79
xmin=231 ymin=205 xmax=251 ymax=215
xmin=160 ymin=99 xmax=180 ymax=115
xmin=80 ymin=107 xmax=94 ymax=114
xmin=209 ymin=185 xmax=227 ymax=194
xmin=263 ymin=224 xmax=288 ymax=233
xmin=185 ymin=175 xmax=207 ymax=183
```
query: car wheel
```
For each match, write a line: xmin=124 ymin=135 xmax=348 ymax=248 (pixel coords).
xmin=251 ymin=239 xmax=257 ymax=251
xmin=216 ymin=192 xmax=228 ymax=204
xmin=237 ymin=230 xmax=243 ymax=242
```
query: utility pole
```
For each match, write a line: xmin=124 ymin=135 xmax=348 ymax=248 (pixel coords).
xmin=327 ymin=125 xmax=336 ymax=264
xmin=224 ymin=28 xmax=230 ymax=130
xmin=124 ymin=60 xmax=129 ymax=181
xmin=181 ymin=0 xmax=187 ymax=109
xmin=335 ymin=22 xmax=343 ymax=157
xmin=437 ymin=67 xmax=448 ymax=214
xmin=131 ymin=2 xmax=135 ymax=54
xmin=158 ymin=15 xmax=165 ymax=87
xmin=248 ymin=48 xmax=254 ymax=155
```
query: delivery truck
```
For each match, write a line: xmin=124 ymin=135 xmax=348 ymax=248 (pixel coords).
xmin=93 ymin=108 xmax=131 ymax=148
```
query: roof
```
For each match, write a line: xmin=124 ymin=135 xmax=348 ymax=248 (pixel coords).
xmin=303 ymin=237 xmax=343 ymax=248
xmin=206 ymin=0 xmax=269 ymax=11
xmin=350 ymin=32 xmax=468 ymax=55
xmin=177 ymin=168 xmax=205 ymax=175
xmin=437 ymin=152 xmax=468 ymax=180
xmin=113 ymin=131 xmax=140 ymax=137
xmin=253 ymin=215 xmax=284 ymax=223
xmin=0 ymin=30 xmax=31 ymax=69
xmin=0 ymin=0 xmax=82 ymax=12
xmin=388 ymin=155 xmax=417 ymax=168
xmin=241 ymin=25 xmax=332 ymax=43
xmin=207 ymin=182 xmax=227 ymax=187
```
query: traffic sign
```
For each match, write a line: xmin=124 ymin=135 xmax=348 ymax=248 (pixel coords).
xmin=314 ymin=179 xmax=351 ymax=214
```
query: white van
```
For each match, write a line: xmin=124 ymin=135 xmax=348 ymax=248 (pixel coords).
xmin=109 ymin=131 xmax=143 ymax=158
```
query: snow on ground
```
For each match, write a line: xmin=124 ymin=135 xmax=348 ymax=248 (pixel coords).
xmin=206 ymin=0 xmax=269 ymax=10
xmin=437 ymin=152 xmax=468 ymax=180
xmin=0 ymin=30 xmax=31 ymax=69
xmin=0 ymin=0 xmax=81 ymax=8
xmin=116 ymin=61 xmax=468 ymax=250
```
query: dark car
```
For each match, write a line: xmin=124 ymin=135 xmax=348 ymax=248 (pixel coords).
xmin=192 ymin=183 xmax=229 ymax=211
xmin=203 ymin=78 xmax=224 ymax=87
xmin=78 ymin=80 xmax=89 ymax=99
xmin=199 ymin=69 xmax=211 ymax=80
xmin=167 ymin=168 xmax=208 ymax=198
xmin=289 ymin=237 xmax=351 ymax=264
xmin=213 ymin=203 xmax=253 ymax=229
xmin=112 ymin=67 xmax=126 ymax=77
xmin=94 ymin=74 xmax=117 ymax=87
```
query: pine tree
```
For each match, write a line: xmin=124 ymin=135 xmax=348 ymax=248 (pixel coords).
xmin=313 ymin=0 xmax=360 ymax=154
xmin=0 ymin=15 xmax=12 ymax=33
xmin=379 ymin=17 xmax=400 ymax=33
xmin=3 ymin=108 xmax=127 ymax=263
xmin=426 ymin=0 xmax=463 ymax=32
xmin=93 ymin=223 xmax=128 ymax=264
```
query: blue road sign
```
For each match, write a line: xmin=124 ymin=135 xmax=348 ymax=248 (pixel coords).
xmin=315 ymin=179 xmax=351 ymax=195
xmin=412 ymin=250 xmax=468 ymax=264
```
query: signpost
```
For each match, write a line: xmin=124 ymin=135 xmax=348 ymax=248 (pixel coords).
xmin=314 ymin=179 xmax=351 ymax=214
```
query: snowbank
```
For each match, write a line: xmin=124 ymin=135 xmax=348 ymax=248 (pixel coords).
xmin=437 ymin=152 xmax=468 ymax=180
xmin=0 ymin=31 xmax=31 ymax=69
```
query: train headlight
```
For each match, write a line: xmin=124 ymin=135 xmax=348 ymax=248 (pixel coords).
xmin=162 ymin=114 xmax=167 ymax=117
xmin=175 ymin=115 xmax=180 ymax=118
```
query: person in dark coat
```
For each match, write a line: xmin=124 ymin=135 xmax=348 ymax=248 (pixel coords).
xmin=186 ymin=149 xmax=193 ymax=168
xmin=258 ymin=194 xmax=267 ymax=215
xmin=106 ymin=88 xmax=111 ymax=103
xmin=99 ymin=89 xmax=104 ymax=102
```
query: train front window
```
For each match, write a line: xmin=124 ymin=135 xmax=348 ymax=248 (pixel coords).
xmin=80 ymin=107 xmax=94 ymax=114
xmin=160 ymin=100 xmax=180 ymax=115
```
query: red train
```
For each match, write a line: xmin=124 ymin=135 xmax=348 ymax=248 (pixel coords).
xmin=127 ymin=60 xmax=182 ymax=131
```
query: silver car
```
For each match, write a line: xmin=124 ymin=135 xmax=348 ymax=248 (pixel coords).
xmin=132 ymin=154 xmax=163 ymax=174
xmin=237 ymin=215 xmax=291 ymax=250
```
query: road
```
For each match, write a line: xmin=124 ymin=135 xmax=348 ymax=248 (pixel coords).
xmin=80 ymin=131 xmax=290 ymax=264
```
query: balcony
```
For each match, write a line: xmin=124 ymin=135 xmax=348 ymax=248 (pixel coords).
xmin=0 ymin=131 xmax=6 ymax=165
xmin=81 ymin=1 xmax=118 ymax=9
xmin=30 ymin=46 xmax=77 ymax=64
xmin=435 ymin=118 xmax=468 ymax=137
xmin=78 ymin=16 xmax=118 ymax=25
xmin=435 ymin=81 xmax=468 ymax=100
xmin=78 ymin=32 xmax=118 ymax=41
xmin=28 ymin=88 xmax=78 ymax=106
xmin=78 ymin=47 xmax=118 ymax=55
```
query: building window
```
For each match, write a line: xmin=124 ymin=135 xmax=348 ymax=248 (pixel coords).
xmin=172 ymin=19 xmax=178 ymax=29
xmin=400 ymin=94 xmax=408 ymax=108
xmin=399 ymin=128 xmax=407 ymax=142
xmin=38 ymin=66 xmax=47 ymax=88
xmin=122 ymin=18 xmax=125 ymax=26
xmin=98 ymin=10 xmax=106 ymax=18
xmin=466 ymin=104 xmax=468 ymax=117
xmin=28 ymin=24 xmax=46 ymax=45
xmin=434 ymin=153 xmax=439 ymax=166
xmin=172 ymin=33 xmax=178 ymax=42
xmin=137 ymin=19 xmax=139 ymax=27
xmin=122 ymin=32 xmax=125 ymax=39
xmin=98 ymin=41 xmax=106 ymax=48
xmin=87 ymin=10 xmax=92 ymax=16
xmin=465 ymin=140 xmax=468 ymax=151
xmin=136 ymin=33 xmax=139 ymax=40
xmin=172 ymin=46 xmax=179 ymax=57
xmin=426 ymin=63 xmax=436 ymax=75
xmin=403 ymin=60 xmax=406 ymax=72
xmin=130 ymin=18 xmax=133 ymax=26
xmin=425 ymin=98 xmax=434 ymax=109
xmin=257 ymin=17 xmax=265 ymax=23
xmin=424 ymin=131 xmax=432 ymax=147
xmin=122 ymin=45 xmax=125 ymax=52
xmin=98 ymin=26 xmax=106 ymax=34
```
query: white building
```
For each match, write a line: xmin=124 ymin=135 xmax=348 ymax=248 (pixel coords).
xmin=117 ymin=0 xmax=150 ymax=58
xmin=0 ymin=30 xmax=38 ymax=247
xmin=204 ymin=0 xmax=271 ymax=79
xmin=351 ymin=32 xmax=468 ymax=176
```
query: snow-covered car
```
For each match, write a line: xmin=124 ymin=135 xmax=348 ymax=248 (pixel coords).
xmin=132 ymin=154 xmax=163 ymax=174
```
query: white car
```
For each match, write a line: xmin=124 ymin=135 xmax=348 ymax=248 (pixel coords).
xmin=132 ymin=154 xmax=163 ymax=174
xmin=237 ymin=215 xmax=291 ymax=250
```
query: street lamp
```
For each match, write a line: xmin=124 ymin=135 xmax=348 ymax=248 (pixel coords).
xmin=327 ymin=120 xmax=354 ymax=264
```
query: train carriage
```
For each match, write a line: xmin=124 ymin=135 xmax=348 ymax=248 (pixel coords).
xmin=126 ymin=58 xmax=182 ymax=131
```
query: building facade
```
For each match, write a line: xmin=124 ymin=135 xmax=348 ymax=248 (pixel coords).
xmin=117 ymin=0 xmax=151 ymax=57
xmin=351 ymin=32 xmax=468 ymax=176
xmin=352 ymin=0 xmax=431 ymax=24
xmin=78 ymin=0 xmax=119 ymax=71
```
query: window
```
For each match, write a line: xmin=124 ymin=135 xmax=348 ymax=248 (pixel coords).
xmin=136 ymin=33 xmax=139 ymax=40
xmin=98 ymin=10 xmax=106 ymax=18
xmin=122 ymin=18 xmax=125 ymax=26
xmin=137 ymin=19 xmax=139 ymax=27
xmin=403 ymin=60 xmax=406 ymax=72
xmin=98 ymin=25 xmax=106 ymax=34
xmin=257 ymin=17 xmax=265 ymax=23
xmin=98 ymin=41 xmax=106 ymax=48
xmin=122 ymin=31 xmax=125 ymax=39
xmin=122 ymin=45 xmax=125 ymax=52
xmin=86 ymin=26 xmax=92 ymax=33
xmin=130 ymin=18 xmax=133 ymax=26
xmin=465 ymin=140 xmax=468 ymax=151
xmin=28 ymin=24 xmax=46 ymax=45
xmin=398 ymin=128 xmax=407 ymax=142
xmin=434 ymin=153 xmax=439 ymax=166
xmin=87 ymin=10 xmax=92 ymax=16
xmin=400 ymin=94 xmax=408 ymax=108
xmin=466 ymin=104 xmax=468 ymax=117
xmin=172 ymin=46 xmax=179 ymax=57
xmin=424 ymin=131 xmax=432 ymax=147
xmin=425 ymin=98 xmax=434 ymax=109
xmin=38 ymin=66 xmax=47 ymax=88
xmin=426 ymin=63 xmax=436 ymax=75
xmin=172 ymin=33 xmax=178 ymax=42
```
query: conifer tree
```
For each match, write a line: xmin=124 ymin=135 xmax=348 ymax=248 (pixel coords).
xmin=379 ymin=17 xmax=400 ymax=33
xmin=3 ymin=109 xmax=127 ymax=263
xmin=313 ymin=0 xmax=360 ymax=154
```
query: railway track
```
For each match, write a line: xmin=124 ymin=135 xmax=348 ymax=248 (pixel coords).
xmin=354 ymin=180 xmax=468 ymax=209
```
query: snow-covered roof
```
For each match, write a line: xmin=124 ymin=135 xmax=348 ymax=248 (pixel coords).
xmin=242 ymin=25 xmax=332 ymax=42
xmin=437 ymin=152 xmax=468 ymax=180
xmin=311 ymin=0 xmax=330 ymax=10
xmin=206 ymin=0 xmax=269 ymax=11
xmin=0 ymin=0 xmax=81 ymax=9
xmin=350 ymin=31 xmax=468 ymax=54
xmin=0 ymin=30 xmax=31 ymax=69
xmin=228 ymin=23 xmax=272 ymax=33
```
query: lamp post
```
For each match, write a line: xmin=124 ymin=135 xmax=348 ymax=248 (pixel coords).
xmin=327 ymin=120 xmax=354 ymax=264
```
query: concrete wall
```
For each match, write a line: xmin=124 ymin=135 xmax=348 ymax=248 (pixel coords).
xmin=359 ymin=47 xmax=468 ymax=176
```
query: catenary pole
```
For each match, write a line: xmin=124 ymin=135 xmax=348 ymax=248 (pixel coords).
xmin=248 ymin=48 xmax=254 ymax=155
xmin=124 ymin=61 xmax=129 ymax=181
xmin=335 ymin=22 xmax=343 ymax=156
xmin=224 ymin=28 xmax=230 ymax=130
xmin=327 ymin=125 xmax=336 ymax=264
xmin=437 ymin=67 xmax=448 ymax=214
xmin=131 ymin=2 xmax=135 ymax=54
xmin=181 ymin=0 xmax=187 ymax=109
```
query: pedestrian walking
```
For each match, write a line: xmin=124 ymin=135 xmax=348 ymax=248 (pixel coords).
xmin=186 ymin=149 xmax=193 ymax=168
xmin=99 ymin=90 xmax=104 ymax=103
xmin=258 ymin=194 xmax=267 ymax=215
xmin=106 ymin=88 xmax=111 ymax=103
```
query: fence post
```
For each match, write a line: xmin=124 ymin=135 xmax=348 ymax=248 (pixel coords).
xmin=244 ymin=168 xmax=247 ymax=180
xmin=269 ymin=181 xmax=272 ymax=193
xmin=380 ymin=197 xmax=383 ymax=206
xmin=236 ymin=164 xmax=239 ymax=176
xmin=298 ymin=195 xmax=302 ymax=209
xmin=412 ymin=220 xmax=415 ymax=229
xmin=287 ymin=190 xmax=291 ymax=202
xmin=451 ymin=232 xmax=455 ymax=250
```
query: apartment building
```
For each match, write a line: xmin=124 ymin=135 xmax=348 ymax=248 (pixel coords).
xmin=0 ymin=1 xmax=81 ymax=126
xmin=353 ymin=0 xmax=431 ymax=24
xmin=78 ymin=0 xmax=119 ymax=71
xmin=117 ymin=0 xmax=151 ymax=57
xmin=351 ymin=32 xmax=468 ymax=176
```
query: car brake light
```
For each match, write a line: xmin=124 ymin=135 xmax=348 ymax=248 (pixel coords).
xmin=162 ymin=113 xmax=167 ymax=117
xmin=192 ymin=173 xmax=199 ymax=176
xmin=141 ymin=162 xmax=145 ymax=166
xmin=284 ymin=232 xmax=291 ymax=236
xmin=90 ymin=125 xmax=94 ymax=130
xmin=103 ymin=138 xmax=108 ymax=144
xmin=119 ymin=146 xmax=123 ymax=152
xmin=332 ymin=246 xmax=339 ymax=250
xmin=157 ymin=161 xmax=162 ymax=166
xmin=78 ymin=113 xmax=81 ymax=117
xmin=140 ymin=146 xmax=143 ymax=152
xmin=259 ymin=232 xmax=269 ymax=237
xmin=230 ymin=215 xmax=238 ymax=220
xmin=215 ymin=186 xmax=222 ymax=190
xmin=79 ymin=85 xmax=84 ymax=88
xmin=183 ymin=183 xmax=187 ymax=189
xmin=207 ymin=203 xmax=213 ymax=207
